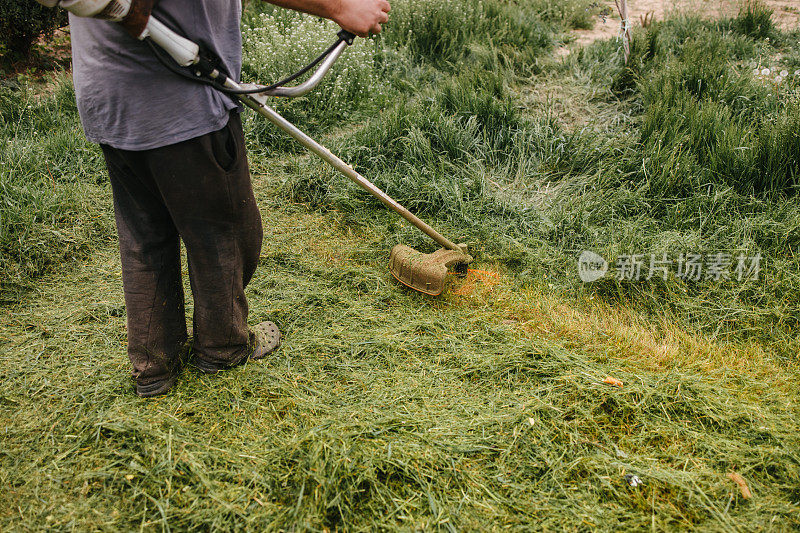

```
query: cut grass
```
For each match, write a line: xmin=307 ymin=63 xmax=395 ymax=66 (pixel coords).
xmin=2 ymin=0 xmax=800 ymax=529
xmin=2 ymin=190 xmax=799 ymax=529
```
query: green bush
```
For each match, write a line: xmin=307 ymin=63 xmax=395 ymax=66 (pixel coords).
xmin=530 ymin=0 xmax=598 ymax=30
xmin=382 ymin=0 xmax=553 ymax=70
xmin=732 ymin=0 xmax=775 ymax=40
xmin=0 ymin=1 xmax=66 ymax=60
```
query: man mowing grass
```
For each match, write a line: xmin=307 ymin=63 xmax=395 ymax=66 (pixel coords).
xmin=37 ymin=0 xmax=390 ymax=397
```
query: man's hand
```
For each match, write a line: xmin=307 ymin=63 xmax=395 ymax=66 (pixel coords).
xmin=265 ymin=0 xmax=390 ymax=38
xmin=119 ymin=0 xmax=156 ymax=39
xmin=330 ymin=0 xmax=390 ymax=37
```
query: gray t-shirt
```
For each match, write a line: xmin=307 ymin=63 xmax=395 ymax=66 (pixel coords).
xmin=69 ymin=0 xmax=243 ymax=151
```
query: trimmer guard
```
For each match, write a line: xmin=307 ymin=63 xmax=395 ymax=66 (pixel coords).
xmin=389 ymin=244 xmax=473 ymax=296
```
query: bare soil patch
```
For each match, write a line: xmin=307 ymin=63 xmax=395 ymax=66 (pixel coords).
xmin=562 ymin=0 xmax=799 ymax=53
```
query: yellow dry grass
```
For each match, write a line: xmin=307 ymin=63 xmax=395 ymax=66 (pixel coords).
xmin=443 ymin=265 xmax=795 ymax=399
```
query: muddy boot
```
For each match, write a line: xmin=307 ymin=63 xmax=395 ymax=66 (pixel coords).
xmin=135 ymin=368 xmax=181 ymax=398
xmin=134 ymin=343 xmax=190 ymax=398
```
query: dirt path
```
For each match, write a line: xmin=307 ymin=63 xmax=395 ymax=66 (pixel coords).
xmin=564 ymin=0 xmax=799 ymax=52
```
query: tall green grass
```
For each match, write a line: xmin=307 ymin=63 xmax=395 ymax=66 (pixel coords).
xmin=285 ymin=7 xmax=799 ymax=352
xmin=381 ymin=0 xmax=555 ymax=71
xmin=588 ymin=11 xmax=800 ymax=350
xmin=0 ymin=77 xmax=110 ymax=300
xmin=732 ymin=0 xmax=776 ymax=40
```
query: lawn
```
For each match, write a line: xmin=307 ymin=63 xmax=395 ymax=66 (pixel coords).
xmin=1 ymin=0 xmax=799 ymax=529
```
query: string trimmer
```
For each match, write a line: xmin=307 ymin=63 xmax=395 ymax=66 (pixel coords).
xmin=42 ymin=0 xmax=474 ymax=296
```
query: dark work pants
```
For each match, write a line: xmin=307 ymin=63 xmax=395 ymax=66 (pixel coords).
xmin=101 ymin=113 xmax=263 ymax=385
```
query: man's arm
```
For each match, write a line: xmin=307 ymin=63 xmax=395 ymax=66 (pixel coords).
xmin=264 ymin=0 xmax=390 ymax=37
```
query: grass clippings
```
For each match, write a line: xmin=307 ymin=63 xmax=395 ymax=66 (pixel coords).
xmin=2 ymin=0 xmax=799 ymax=530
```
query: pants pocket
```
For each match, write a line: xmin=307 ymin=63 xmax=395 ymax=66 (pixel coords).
xmin=209 ymin=116 xmax=239 ymax=173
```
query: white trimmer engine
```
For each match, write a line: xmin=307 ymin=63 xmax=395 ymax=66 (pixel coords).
xmin=36 ymin=0 xmax=129 ymax=19
xmin=36 ymin=0 xmax=201 ymax=66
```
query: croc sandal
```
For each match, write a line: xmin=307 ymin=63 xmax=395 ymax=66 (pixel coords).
xmin=192 ymin=321 xmax=281 ymax=374
xmin=251 ymin=321 xmax=281 ymax=360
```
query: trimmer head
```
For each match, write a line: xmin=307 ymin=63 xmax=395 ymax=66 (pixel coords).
xmin=389 ymin=244 xmax=473 ymax=296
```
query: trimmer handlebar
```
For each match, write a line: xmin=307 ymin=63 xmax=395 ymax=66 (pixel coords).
xmin=257 ymin=36 xmax=350 ymax=97
xmin=39 ymin=1 xmax=357 ymax=97
xmin=143 ymin=18 xmax=357 ymax=98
